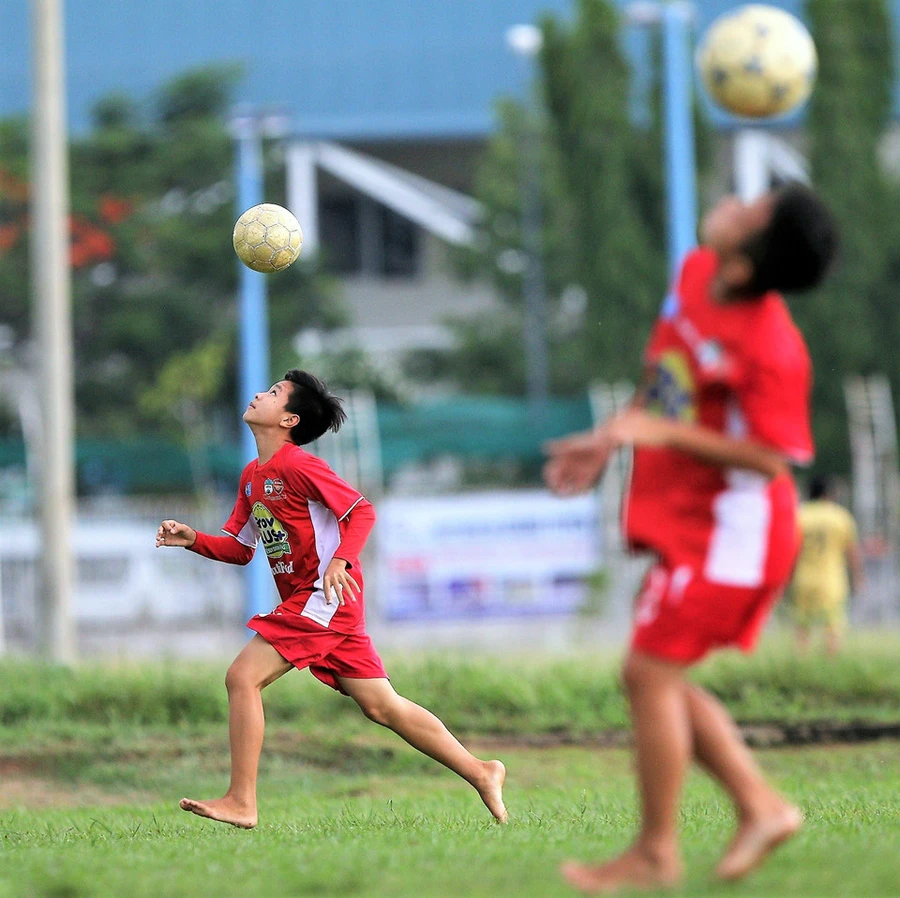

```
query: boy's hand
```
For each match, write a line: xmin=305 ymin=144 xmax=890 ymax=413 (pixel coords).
xmin=323 ymin=557 xmax=360 ymax=605
xmin=606 ymin=409 xmax=674 ymax=448
xmin=156 ymin=520 xmax=197 ymax=548
xmin=543 ymin=428 xmax=615 ymax=496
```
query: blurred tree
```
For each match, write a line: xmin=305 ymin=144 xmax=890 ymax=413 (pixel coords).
xmin=415 ymin=0 xmax=704 ymax=396
xmin=803 ymin=0 xmax=899 ymax=473
xmin=139 ymin=331 xmax=231 ymax=505
xmin=0 ymin=64 xmax=352 ymax=467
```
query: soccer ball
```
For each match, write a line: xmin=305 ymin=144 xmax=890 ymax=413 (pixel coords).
xmin=232 ymin=203 xmax=303 ymax=273
xmin=696 ymin=4 xmax=817 ymax=119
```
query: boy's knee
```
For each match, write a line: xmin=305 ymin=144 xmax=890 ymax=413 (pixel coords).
xmin=356 ymin=693 xmax=402 ymax=727
xmin=358 ymin=700 xmax=392 ymax=727
xmin=225 ymin=663 xmax=253 ymax=694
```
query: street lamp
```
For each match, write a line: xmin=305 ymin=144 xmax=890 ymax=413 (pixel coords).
xmin=506 ymin=23 xmax=550 ymax=413
xmin=229 ymin=108 xmax=288 ymax=620
xmin=625 ymin=1 xmax=698 ymax=307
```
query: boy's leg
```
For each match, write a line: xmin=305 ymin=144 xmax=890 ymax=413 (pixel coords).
xmin=180 ymin=635 xmax=292 ymax=828
xmin=561 ymin=651 xmax=687 ymax=893
xmin=824 ymin=599 xmax=847 ymax=656
xmin=684 ymin=684 xmax=802 ymax=880
xmin=336 ymin=676 xmax=508 ymax=823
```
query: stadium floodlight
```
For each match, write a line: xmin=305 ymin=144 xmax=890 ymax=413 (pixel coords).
xmin=506 ymin=22 xmax=549 ymax=412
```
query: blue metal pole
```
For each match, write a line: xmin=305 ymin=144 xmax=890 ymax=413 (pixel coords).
xmin=660 ymin=1 xmax=698 ymax=317
xmin=234 ymin=116 xmax=272 ymax=620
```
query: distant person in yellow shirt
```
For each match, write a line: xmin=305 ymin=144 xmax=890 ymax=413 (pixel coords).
xmin=791 ymin=475 xmax=865 ymax=654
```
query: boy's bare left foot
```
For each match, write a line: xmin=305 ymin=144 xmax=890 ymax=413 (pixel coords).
xmin=561 ymin=848 xmax=683 ymax=894
xmin=476 ymin=759 xmax=508 ymax=823
xmin=715 ymin=803 xmax=803 ymax=881
xmin=179 ymin=796 xmax=258 ymax=829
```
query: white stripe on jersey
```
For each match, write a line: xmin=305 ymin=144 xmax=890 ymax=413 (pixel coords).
xmin=299 ymin=499 xmax=342 ymax=627
xmin=224 ymin=515 xmax=259 ymax=548
xmin=339 ymin=496 xmax=365 ymax=522
xmin=704 ymin=400 xmax=771 ymax=587
xmin=704 ymin=468 xmax=771 ymax=587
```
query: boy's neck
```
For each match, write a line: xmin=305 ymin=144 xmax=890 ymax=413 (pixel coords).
xmin=252 ymin=427 xmax=292 ymax=466
xmin=710 ymin=273 xmax=762 ymax=305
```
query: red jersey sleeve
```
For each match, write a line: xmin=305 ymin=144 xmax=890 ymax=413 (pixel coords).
xmin=740 ymin=320 xmax=814 ymax=464
xmin=188 ymin=531 xmax=255 ymax=565
xmin=221 ymin=461 xmax=260 ymax=548
xmin=294 ymin=455 xmax=367 ymax=522
xmin=335 ymin=499 xmax=376 ymax=566
xmin=647 ymin=249 xmax=715 ymax=361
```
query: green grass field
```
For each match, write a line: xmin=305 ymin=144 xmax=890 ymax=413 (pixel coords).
xmin=1 ymin=636 xmax=898 ymax=897
xmin=1 ymin=740 xmax=897 ymax=898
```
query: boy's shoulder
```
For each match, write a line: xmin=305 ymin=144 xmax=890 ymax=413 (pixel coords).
xmin=680 ymin=248 xmax=808 ymax=363
xmin=677 ymin=247 xmax=718 ymax=301
xmin=748 ymin=293 xmax=809 ymax=372
xmin=275 ymin=443 xmax=342 ymax=481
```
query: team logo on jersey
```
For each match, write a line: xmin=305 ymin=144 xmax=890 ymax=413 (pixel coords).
xmin=646 ymin=350 xmax=696 ymax=422
xmin=263 ymin=478 xmax=285 ymax=498
xmin=251 ymin=501 xmax=291 ymax=559
xmin=244 ymin=482 xmax=252 ymax=497
xmin=696 ymin=339 xmax=730 ymax=377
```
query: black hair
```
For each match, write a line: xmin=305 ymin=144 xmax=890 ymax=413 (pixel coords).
xmin=741 ymin=183 xmax=839 ymax=295
xmin=809 ymin=474 xmax=831 ymax=501
xmin=282 ymin=369 xmax=347 ymax=445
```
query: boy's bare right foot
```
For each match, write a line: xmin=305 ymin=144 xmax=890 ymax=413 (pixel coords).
xmin=476 ymin=759 xmax=508 ymax=823
xmin=715 ymin=803 xmax=803 ymax=881
xmin=179 ymin=796 xmax=258 ymax=829
xmin=561 ymin=847 xmax=683 ymax=894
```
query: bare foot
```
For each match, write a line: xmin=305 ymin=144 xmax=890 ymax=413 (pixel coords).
xmin=716 ymin=803 xmax=803 ymax=881
xmin=476 ymin=759 xmax=508 ymax=823
xmin=561 ymin=848 xmax=683 ymax=894
xmin=178 ymin=796 xmax=258 ymax=829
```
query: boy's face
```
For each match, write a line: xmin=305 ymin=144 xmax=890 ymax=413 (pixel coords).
xmin=701 ymin=193 xmax=774 ymax=258
xmin=242 ymin=380 xmax=295 ymax=429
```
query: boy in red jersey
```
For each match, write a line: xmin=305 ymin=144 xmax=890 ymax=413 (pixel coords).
xmin=157 ymin=370 xmax=506 ymax=828
xmin=544 ymin=185 xmax=838 ymax=892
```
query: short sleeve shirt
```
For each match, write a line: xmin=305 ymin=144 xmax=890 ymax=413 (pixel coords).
xmin=793 ymin=500 xmax=858 ymax=595
xmin=223 ymin=443 xmax=367 ymax=633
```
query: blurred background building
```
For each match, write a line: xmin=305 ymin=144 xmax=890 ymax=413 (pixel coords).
xmin=3 ymin=1 xmax=898 ymax=365
xmin=2 ymin=0 xmax=900 ymax=656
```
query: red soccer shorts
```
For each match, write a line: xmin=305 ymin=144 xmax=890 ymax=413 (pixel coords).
xmin=248 ymin=609 xmax=387 ymax=693
xmin=630 ymin=560 xmax=787 ymax=665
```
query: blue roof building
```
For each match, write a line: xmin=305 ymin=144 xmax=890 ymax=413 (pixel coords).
xmin=4 ymin=1 xmax=899 ymax=371
xmin=4 ymin=1 xmax=898 ymax=138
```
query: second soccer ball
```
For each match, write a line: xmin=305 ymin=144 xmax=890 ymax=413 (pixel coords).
xmin=233 ymin=203 xmax=303 ymax=273
xmin=695 ymin=4 xmax=817 ymax=120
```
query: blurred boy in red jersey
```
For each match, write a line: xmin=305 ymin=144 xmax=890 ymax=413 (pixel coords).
xmin=545 ymin=184 xmax=838 ymax=892
xmin=158 ymin=370 xmax=506 ymax=828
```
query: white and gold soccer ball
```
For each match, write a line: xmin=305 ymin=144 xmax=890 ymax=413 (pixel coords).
xmin=232 ymin=203 xmax=303 ymax=273
xmin=696 ymin=4 xmax=817 ymax=119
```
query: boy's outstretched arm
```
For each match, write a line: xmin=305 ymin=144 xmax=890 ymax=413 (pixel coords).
xmin=156 ymin=519 xmax=255 ymax=565
xmin=608 ymin=409 xmax=789 ymax=479
xmin=543 ymin=369 xmax=653 ymax=496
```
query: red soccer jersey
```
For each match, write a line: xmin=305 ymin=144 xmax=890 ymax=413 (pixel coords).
xmin=624 ymin=247 xmax=813 ymax=589
xmin=220 ymin=443 xmax=371 ymax=634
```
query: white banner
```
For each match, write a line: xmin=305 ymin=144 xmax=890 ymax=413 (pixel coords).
xmin=377 ymin=490 xmax=601 ymax=620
